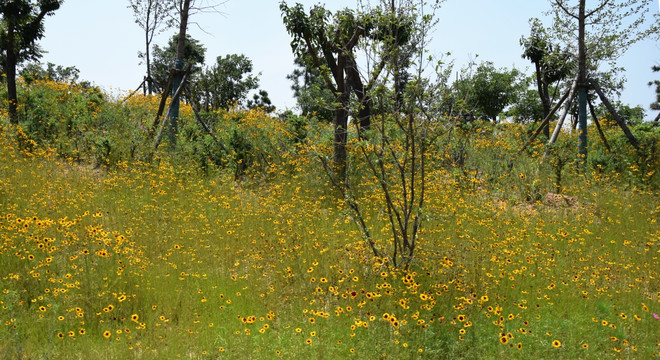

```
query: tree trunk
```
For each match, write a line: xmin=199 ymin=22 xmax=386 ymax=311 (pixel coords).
xmin=146 ymin=28 xmax=152 ymax=95
xmin=345 ymin=56 xmax=371 ymax=135
xmin=334 ymin=91 xmax=349 ymax=177
xmin=176 ymin=0 xmax=189 ymax=61
xmin=145 ymin=2 xmax=153 ymax=95
xmin=577 ymin=0 xmax=588 ymax=167
xmin=331 ymin=51 xmax=350 ymax=176
xmin=6 ymin=21 xmax=18 ymax=124
xmin=534 ymin=62 xmax=552 ymax=138
xmin=168 ymin=0 xmax=191 ymax=146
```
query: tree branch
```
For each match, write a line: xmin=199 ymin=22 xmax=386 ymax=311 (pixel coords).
xmin=585 ymin=0 xmax=612 ymax=18
xmin=553 ymin=0 xmax=579 ymax=19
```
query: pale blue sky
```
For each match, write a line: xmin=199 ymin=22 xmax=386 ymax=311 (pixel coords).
xmin=39 ymin=0 xmax=660 ymax=119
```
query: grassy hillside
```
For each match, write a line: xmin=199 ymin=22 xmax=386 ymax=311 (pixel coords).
xmin=0 ymin=81 xmax=658 ymax=359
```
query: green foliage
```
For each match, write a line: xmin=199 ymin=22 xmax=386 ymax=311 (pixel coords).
xmin=246 ymin=89 xmax=275 ymax=112
xmin=507 ymin=87 xmax=545 ymax=124
xmin=649 ymin=65 xmax=660 ymax=115
xmin=281 ymin=110 xmax=309 ymax=145
xmin=519 ymin=17 xmax=575 ymax=134
xmin=15 ymin=78 xmax=106 ymax=162
xmin=0 ymin=0 xmax=63 ymax=123
xmin=594 ymin=101 xmax=646 ymax=127
xmin=520 ymin=18 xmax=575 ymax=86
xmin=193 ymin=54 xmax=264 ymax=111
xmin=150 ymin=33 xmax=206 ymax=93
xmin=19 ymin=61 xmax=87 ymax=86
xmin=590 ymin=122 xmax=660 ymax=188
xmin=0 ymin=0 xmax=62 ymax=66
xmin=176 ymin=121 xmax=226 ymax=175
xmin=287 ymin=56 xmax=333 ymax=121
xmin=455 ymin=62 xmax=524 ymax=122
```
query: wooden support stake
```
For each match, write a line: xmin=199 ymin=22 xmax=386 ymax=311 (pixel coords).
xmin=151 ymin=72 xmax=175 ymax=133
xmin=183 ymin=90 xmax=229 ymax=154
xmin=589 ymin=79 xmax=639 ymax=150
xmin=119 ymin=77 xmax=147 ymax=104
xmin=587 ymin=97 xmax=610 ymax=152
xmin=548 ymin=76 xmax=579 ymax=146
xmin=520 ymin=87 xmax=572 ymax=153
xmin=152 ymin=65 xmax=191 ymax=152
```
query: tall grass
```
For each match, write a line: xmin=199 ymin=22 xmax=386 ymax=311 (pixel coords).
xmin=0 ymin=80 xmax=658 ymax=359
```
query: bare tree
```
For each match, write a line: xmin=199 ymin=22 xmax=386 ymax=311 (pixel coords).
xmin=129 ymin=0 xmax=172 ymax=95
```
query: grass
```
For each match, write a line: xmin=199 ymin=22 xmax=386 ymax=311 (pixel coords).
xmin=0 ymin=117 xmax=658 ymax=359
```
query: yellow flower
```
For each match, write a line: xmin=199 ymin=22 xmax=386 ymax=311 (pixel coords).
xmin=552 ymin=340 xmax=562 ymax=348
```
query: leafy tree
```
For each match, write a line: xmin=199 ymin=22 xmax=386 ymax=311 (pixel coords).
xmin=20 ymin=61 xmax=84 ymax=85
xmin=280 ymin=1 xmax=413 ymax=173
xmin=315 ymin=0 xmax=444 ymax=269
xmin=520 ymin=18 xmax=574 ymax=136
xmin=508 ymin=87 xmax=545 ymax=124
xmin=0 ymin=0 xmax=62 ymax=124
xmin=156 ymin=0 xmax=225 ymax=146
xmin=596 ymin=101 xmax=646 ymax=127
xmin=150 ymin=34 xmax=206 ymax=94
xmin=650 ymin=65 xmax=660 ymax=123
xmin=246 ymin=89 xmax=275 ymax=113
xmin=194 ymin=54 xmax=260 ymax=111
xmin=129 ymin=0 xmax=172 ymax=94
xmin=287 ymin=55 xmax=333 ymax=121
xmin=281 ymin=2 xmax=368 ymax=173
xmin=455 ymin=61 xmax=523 ymax=122
xmin=547 ymin=0 xmax=659 ymax=162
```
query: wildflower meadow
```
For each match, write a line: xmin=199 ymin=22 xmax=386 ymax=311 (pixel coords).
xmin=0 ymin=76 xmax=658 ymax=359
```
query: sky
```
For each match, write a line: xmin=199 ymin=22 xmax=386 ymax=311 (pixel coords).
xmin=38 ymin=0 xmax=660 ymax=120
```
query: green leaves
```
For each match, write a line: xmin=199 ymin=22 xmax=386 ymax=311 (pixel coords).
xmin=196 ymin=54 xmax=262 ymax=111
xmin=456 ymin=62 xmax=525 ymax=122
xmin=549 ymin=0 xmax=660 ymax=63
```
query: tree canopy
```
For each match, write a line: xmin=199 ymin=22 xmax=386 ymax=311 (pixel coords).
xmin=0 ymin=0 xmax=62 ymax=124
xmin=455 ymin=61 xmax=524 ymax=122
xmin=650 ymin=65 xmax=660 ymax=122
xmin=150 ymin=33 xmax=206 ymax=93
xmin=193 ymin=54 xmax=265 ymax=111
